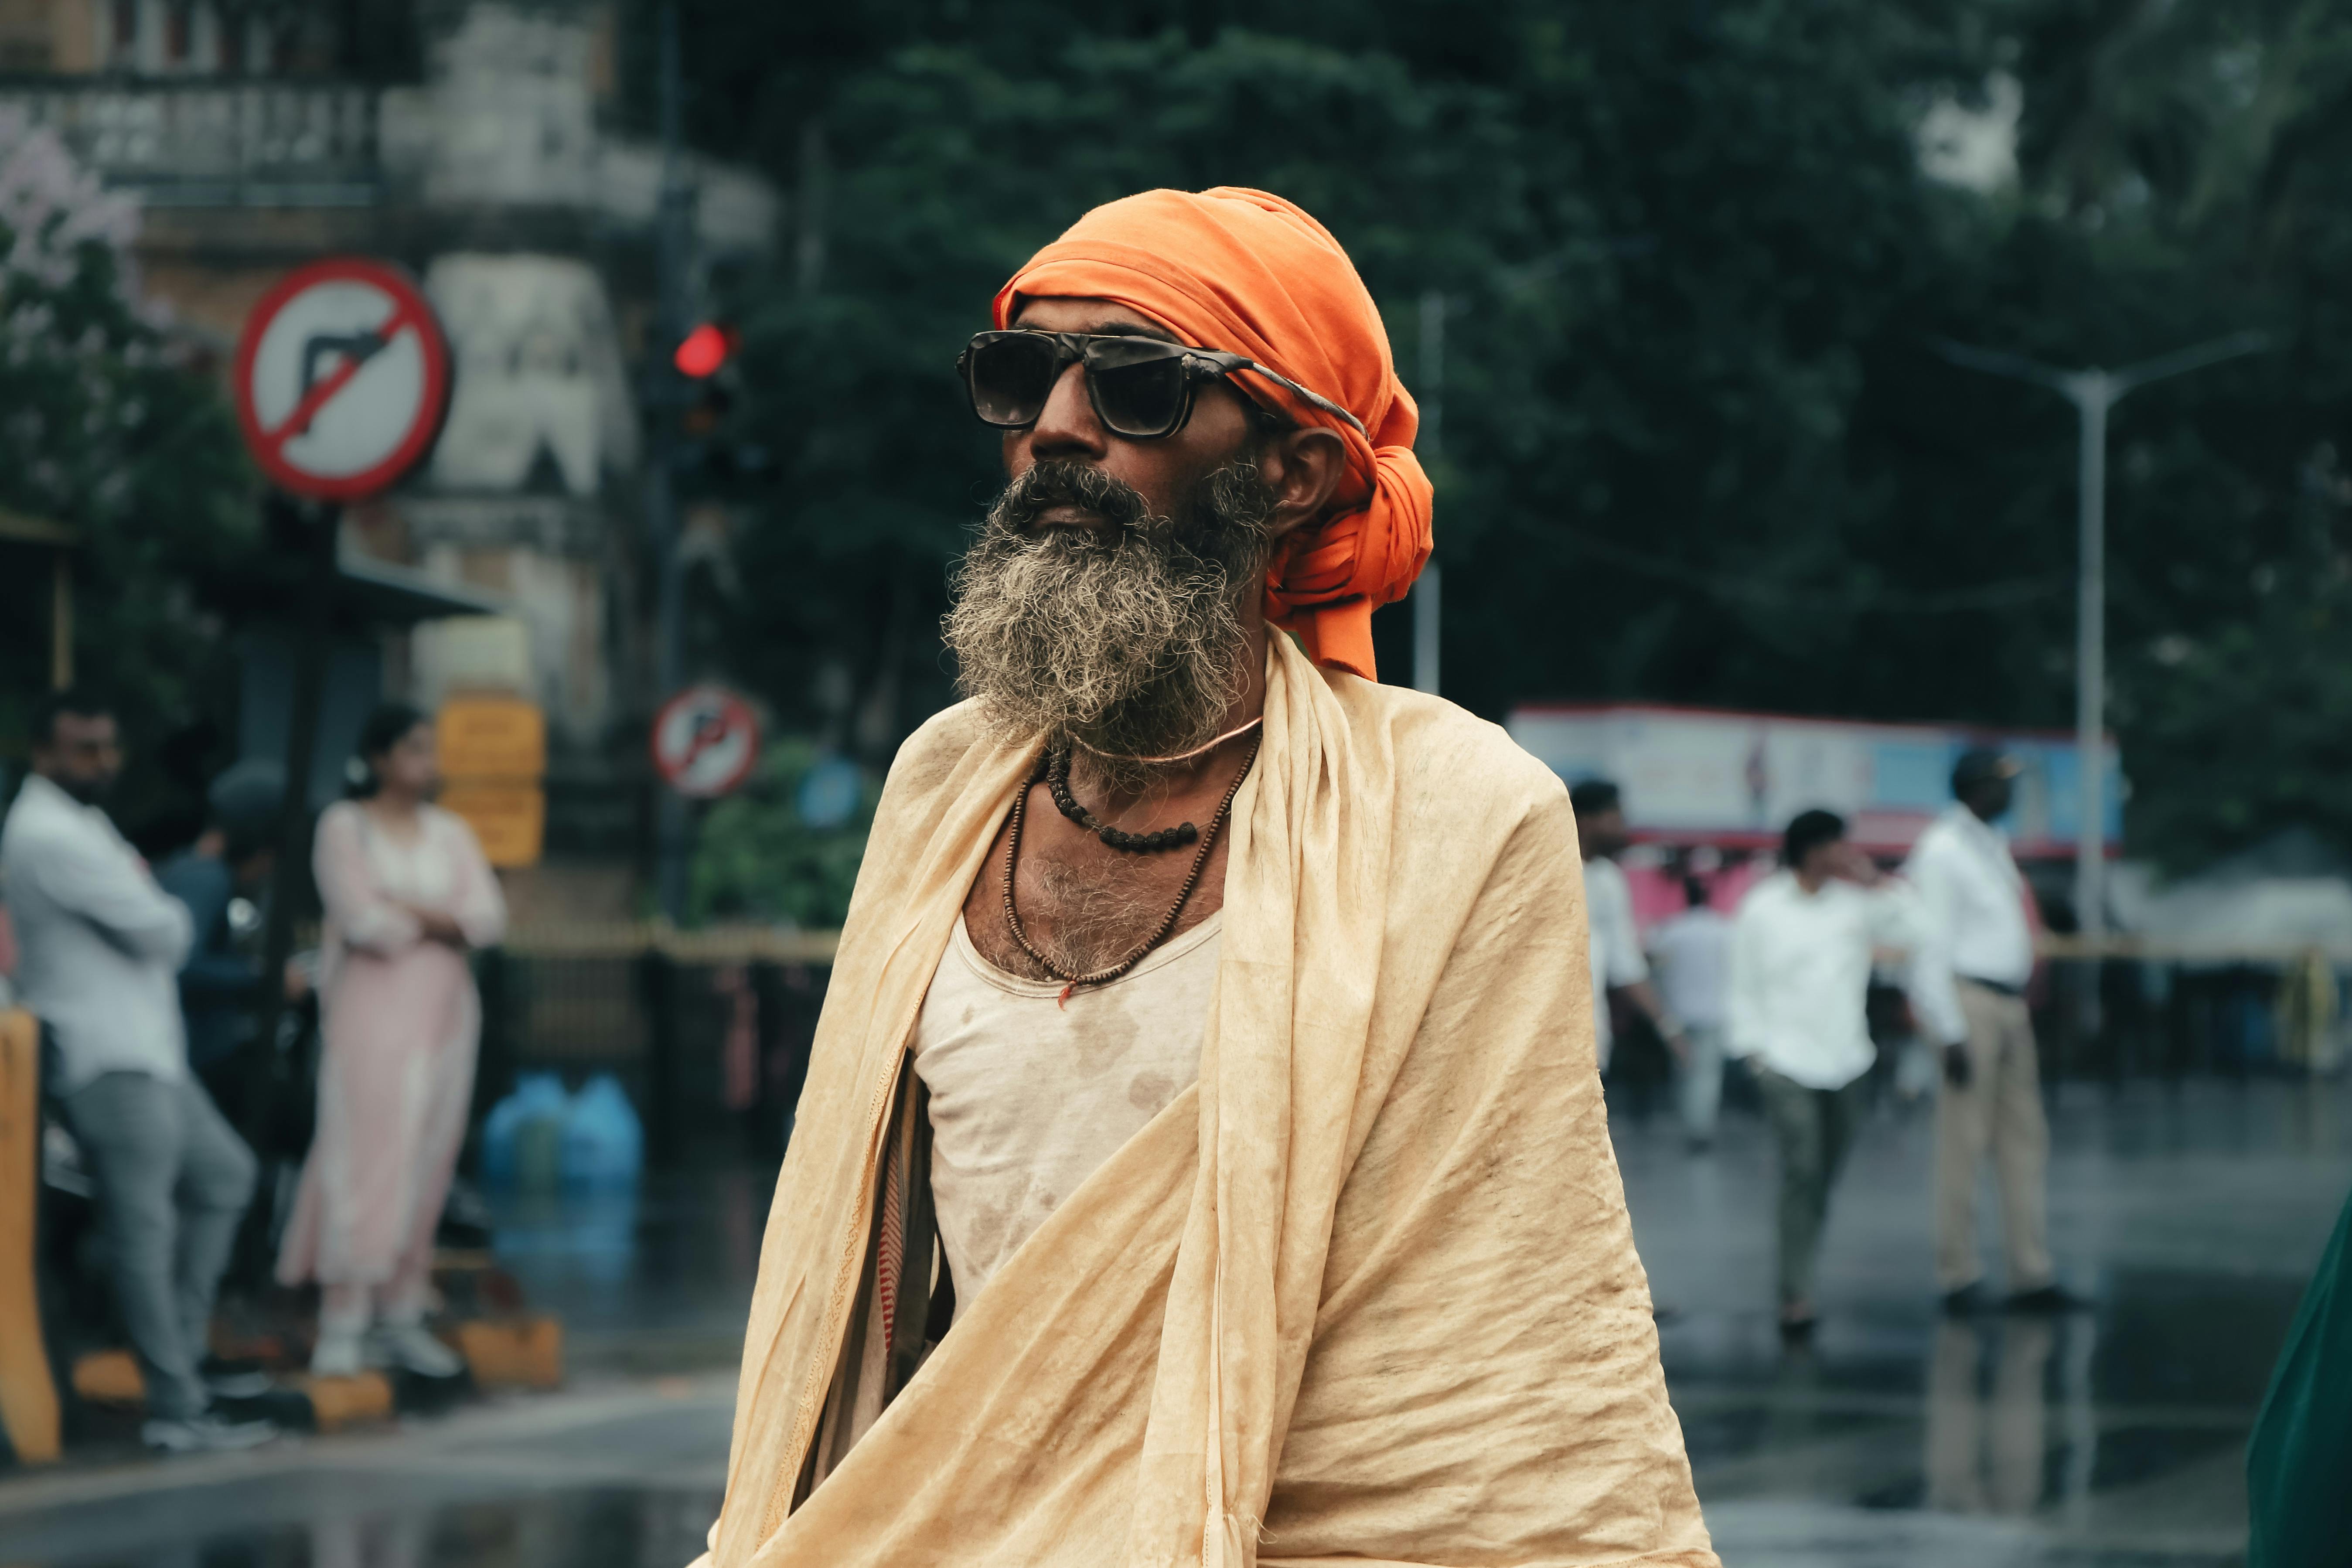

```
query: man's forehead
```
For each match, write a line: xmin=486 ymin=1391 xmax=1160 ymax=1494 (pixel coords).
xmin=1007 ymin=296 xmax=1182 ymax=342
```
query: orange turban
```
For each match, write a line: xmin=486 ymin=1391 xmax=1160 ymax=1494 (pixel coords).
xmin=994 ymin=187 xmax=1433 ymax=681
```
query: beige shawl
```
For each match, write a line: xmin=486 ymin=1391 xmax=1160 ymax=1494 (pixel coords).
xmin=701 ymin=634 xmax=1717 ymax=1568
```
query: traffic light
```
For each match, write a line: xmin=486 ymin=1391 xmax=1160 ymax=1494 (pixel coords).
xmin=674 ymin=321 xmax=736 ymax=379
xmin=673 ymin=321 xmax=739 ymax=438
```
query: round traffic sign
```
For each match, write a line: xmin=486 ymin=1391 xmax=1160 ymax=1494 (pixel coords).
xmin=233 ymin=257 xmax=451 ymax=501
xmin=651 ymin=685 xmax=761 ymax=799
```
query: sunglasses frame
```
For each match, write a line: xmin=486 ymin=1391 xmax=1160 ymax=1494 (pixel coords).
xmin=958 ymin=330 xmax=1367 ymax=441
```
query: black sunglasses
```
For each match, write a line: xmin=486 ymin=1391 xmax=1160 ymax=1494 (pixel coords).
xmin=958 ymin=330 xmax=1367 ymax=441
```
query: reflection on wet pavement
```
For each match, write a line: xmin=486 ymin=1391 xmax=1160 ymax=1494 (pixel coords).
xmin=3 ymin=1077 xmax=2343 ymax=1567
xmin=1622 ymin=1075 xmax=2352 ymax=1565
xmin=0 ymin=1380 xmax=733 ymax=1568
xmin=36 ymin=1488 xmax=716 ymax=1568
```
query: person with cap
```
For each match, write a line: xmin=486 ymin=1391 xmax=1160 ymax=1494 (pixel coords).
xmin=694 ymin=190 xmax=1715 ymax=1568
xmin=155 ymin=759 xmax=309 ymax=1129
xmin=0 ymin=691 xmax=273 ymax=1452
xmin=1905 ymin=747 xmax=2080 ymax=1315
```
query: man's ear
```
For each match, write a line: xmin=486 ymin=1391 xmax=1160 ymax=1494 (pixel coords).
xmin=1260 ymin=425 xmax=1350 ymax=545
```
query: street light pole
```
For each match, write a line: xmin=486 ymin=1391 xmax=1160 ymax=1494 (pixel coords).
xmin=1412 ymin=289 xmax=1445 ymax=696
xmin=2068 ymin=371 xmax=2110 ymax=944
xmin=1935 ymin=331 xmax=2265 ymax=941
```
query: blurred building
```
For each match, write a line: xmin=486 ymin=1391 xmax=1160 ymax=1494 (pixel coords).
xmin=0 ymin=0 xmax=777 ymax=909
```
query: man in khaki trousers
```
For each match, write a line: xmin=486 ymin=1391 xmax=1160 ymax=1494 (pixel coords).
xmin=1906 ymin=748 xmax=2085 ymax=1315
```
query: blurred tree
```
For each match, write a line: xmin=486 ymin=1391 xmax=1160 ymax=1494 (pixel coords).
xmin=690 ymin=738 xmax=880 ymax=927
xmin=660 ymin=1 xmax=2004 ymax=748
xmin=1993 ymin=0 xmax=2352 ymax=868
xmin=645 ymin=0 xmax=2352 ymax=873
xmin=0 ymin=111 xmax=260 ymax=832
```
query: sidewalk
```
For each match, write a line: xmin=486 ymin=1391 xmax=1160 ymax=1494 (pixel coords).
xmin=0 ymin=1371 xmax=736 ymax=1568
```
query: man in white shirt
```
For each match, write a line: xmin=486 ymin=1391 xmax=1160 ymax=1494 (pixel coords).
xmin=1729 ymin=809 xmax=1927 ymax=1334
xmin=1905 ymin=747 xmax=2078 ymax=1315
xmin=1571 ymin=779 xmax=1687 ymax=1074
xmin=0 ymin=691 xmax=269 ymax=1453
xmin=1650 ymin=875 xmax=1732 ymax=1149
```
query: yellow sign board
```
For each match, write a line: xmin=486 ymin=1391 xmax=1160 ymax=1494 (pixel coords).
xmin=438 ymin=696 xmax=545 ymax=781
xmin=439 ymin=782 xmax=546 ymax=869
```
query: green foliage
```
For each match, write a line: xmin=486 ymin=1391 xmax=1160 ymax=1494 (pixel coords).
xmin=689 ymin=737 xmax=881 ymax=928
xmin=0 ymin=112 xmax=259 ymax=821
xmin=658 ymin=0 xmax=2352 ymax=874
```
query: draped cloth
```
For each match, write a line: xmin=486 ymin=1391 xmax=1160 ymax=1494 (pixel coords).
xmin=994 ymin=187 xmax=1434 ymax=682
xmin=699 ymin=633 xmax=1715 ymax=1568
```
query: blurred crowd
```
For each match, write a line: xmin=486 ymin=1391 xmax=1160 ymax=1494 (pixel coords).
xmin=0 ymin=690 xmax=500 ymax=1452
xmin=1574 ymin=748 xmax=2082 ymax=1336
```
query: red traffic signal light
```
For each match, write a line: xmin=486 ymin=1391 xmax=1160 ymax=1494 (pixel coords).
xmin=674 ymin=322 xmax=736 ymax=379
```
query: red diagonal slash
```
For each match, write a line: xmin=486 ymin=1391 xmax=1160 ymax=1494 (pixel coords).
xmin=261 ymin=296 xmax=428 ymax=457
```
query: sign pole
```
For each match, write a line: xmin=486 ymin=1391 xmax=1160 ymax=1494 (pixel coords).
xmin=252 ymin=496 xmax=339 ymax=1145
xmin=228 ymin=253 xmax=454 ymax=1145
xmin=649 ymin=0 xmax=696 ymax=924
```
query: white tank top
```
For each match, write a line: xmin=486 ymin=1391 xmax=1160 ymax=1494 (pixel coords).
xmin=912 ymin=908 xmax=1221 ymax=1319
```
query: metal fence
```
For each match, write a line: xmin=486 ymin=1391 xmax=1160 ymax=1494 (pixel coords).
xmin=2030 ymin=940 xmax=2348 ymax=1080
xmin=476 ymin=931 xmax=2350 ymax=1168
xmin=481 ymin=926 xmax=838 ymax=1168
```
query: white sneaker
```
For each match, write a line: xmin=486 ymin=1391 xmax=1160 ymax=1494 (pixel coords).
xmin=201 ymin=1356 xmax=276 ymax=1400
xmin=142 ymin=1410 xmax=276 ymax=1453
xmin=310 ymin=1327 xmax=366 ymax=1379
xmin=371 ymin=1320 xmax=464 ymax=1379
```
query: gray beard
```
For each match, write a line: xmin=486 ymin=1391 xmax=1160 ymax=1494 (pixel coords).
xmin=944 ymin=459 xmax=1277 ymax=786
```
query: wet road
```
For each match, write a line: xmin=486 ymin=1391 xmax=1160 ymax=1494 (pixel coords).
xmin=4 ymin=1074 xmax=2345 ymax=1567
xmin=1628 ymin=1072 xmax=2352 ymax=1565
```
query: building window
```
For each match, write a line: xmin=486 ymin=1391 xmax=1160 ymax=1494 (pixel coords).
xmin=164 ymin=1 xmax=189 ymax=64
xmin=112 ymin=0 xmax=137 ymax=56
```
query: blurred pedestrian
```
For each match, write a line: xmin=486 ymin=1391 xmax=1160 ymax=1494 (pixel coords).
xmin=1651 ymin=874 xmax=1732 ymax=1149
xmin=1571 ymin=778 xmax=1688 ymax=1075
xmin=1728 ymin=809 xmax=1926 ymax=1336
xmin=154 ymin=760 xmax=307 ymax=1128
xmin=0 ymin=690 xmax=271 ymax=1452
xmin=276 ymin=703 xmax=506 ymax=1378
xmin=1906 ymin=747 xmax=2082 ymax=1315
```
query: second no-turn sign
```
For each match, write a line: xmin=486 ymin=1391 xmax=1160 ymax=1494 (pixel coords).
xmin=233 ymin=256 xmax=451 ymax=501
xmin=652 ymin=685 xmax=762 ymax=800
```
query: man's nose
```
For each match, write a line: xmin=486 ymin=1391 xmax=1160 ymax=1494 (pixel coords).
xmin=1023 ymin=359 xmax=1108 ymax=461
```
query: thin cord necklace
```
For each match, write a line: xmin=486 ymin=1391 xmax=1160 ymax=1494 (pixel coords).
xmin=1003 ymin=735 xmax=1259 ymax=1002
xmin=1078 ymin=716 xmax=1266 ymax=768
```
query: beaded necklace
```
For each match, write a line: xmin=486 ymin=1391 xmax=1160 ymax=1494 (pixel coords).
xmin=1046 ymin=720 xmax=1264 ymax=852
xmin=1002 ymin=735 xmax=1259 ymax=1001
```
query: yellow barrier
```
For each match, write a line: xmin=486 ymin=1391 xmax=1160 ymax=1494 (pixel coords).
xmin=0 ymin=1008 xmax=60 ymax=1463
xmin=451 ymin=1316 xmax=564 ymax=1390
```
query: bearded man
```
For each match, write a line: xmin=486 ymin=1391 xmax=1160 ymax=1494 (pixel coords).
xmin=699 ymin=189 xmax=1716 ymax=1568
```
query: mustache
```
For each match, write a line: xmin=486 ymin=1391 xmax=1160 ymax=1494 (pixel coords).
xmin=991 ymin=460 xmax=1155 ymax=536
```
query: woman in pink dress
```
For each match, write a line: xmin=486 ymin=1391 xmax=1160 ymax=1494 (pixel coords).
xmin=278 ymin=703 xmax=506 ymax=1377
